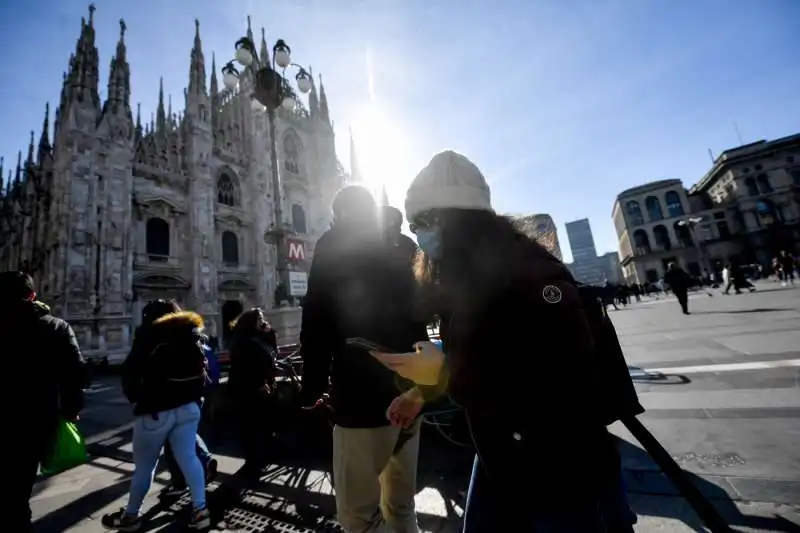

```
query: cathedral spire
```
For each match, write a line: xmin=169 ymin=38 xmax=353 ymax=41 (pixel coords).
xmin=14 ymin=151 xmax=22 ymax=187
xmin=156 ymin=77 xmax=166 ymax=133
xmin=103 ymin=18 xmax=131 ymax=119
xmin=319 ymin=74 xmax=330 ymax=123
xmin=349 ymin=127 xmax=362 ymax=183
xmin=135 ymin=102 xmax=143 ymax=142
xmin=260 ymin=27 xmax=270 ymax=66
xmin=210 ymin=52 xmax=219 ymax=97
xmin=25 ymin=130 xmax=35 ymax=167
xmin=188 ymin=19 xmax=207 ymax=95
xmin=38 ymin=103 xmax=51 ymax=163
xmin=308 ymin=67 xmax=319 ymax=118
xmin=60 ymin=3 xmax=100 ymax=113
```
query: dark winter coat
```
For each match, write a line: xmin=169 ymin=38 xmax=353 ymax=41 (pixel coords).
xmin=122 ymin=311 xmax=208 ymax=416
xmin=2 ymin=301 xmax=86 ymax=440
xmin=440 ymin=247 xmax=613 ymax=508
xmin=300 ymin=224 xmax=429 ymax=428
xmin=227 ymin=331 xmax=277 ymax=401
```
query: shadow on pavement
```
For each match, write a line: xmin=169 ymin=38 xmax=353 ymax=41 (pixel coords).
xmin=616 ymin=437 xmax=800 ymax=532
xmin=696 ymin=308 xmax=794 ymax=314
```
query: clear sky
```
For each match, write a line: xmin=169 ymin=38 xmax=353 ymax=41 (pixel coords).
xmin=1 ymin=0 xmax=798 ymax=261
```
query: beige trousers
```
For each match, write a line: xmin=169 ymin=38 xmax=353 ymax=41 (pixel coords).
xmin=332 ymin=422 xmax=421 ymax=533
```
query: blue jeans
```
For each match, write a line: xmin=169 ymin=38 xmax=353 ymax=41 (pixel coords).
xmin=163 ymin=434 xmax=212 ymax=488
xmin=126 ymin=402 xmax=206 ymax=514
xmin=463 ymin=455 xmax=606 ymax=532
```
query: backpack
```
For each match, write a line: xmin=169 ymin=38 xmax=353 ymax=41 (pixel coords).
xmin=576 ymin=284 xmax=645 ymax=426
xmin=146 ymin=332 xmax=208 ymax=386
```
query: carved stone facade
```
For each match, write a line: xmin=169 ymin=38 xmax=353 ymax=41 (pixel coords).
xmin=0 ymin=7 xmax=345 ymax=362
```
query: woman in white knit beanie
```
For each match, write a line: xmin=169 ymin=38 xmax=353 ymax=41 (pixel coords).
xmin=375 ymin=151 xmax=624 ymax=532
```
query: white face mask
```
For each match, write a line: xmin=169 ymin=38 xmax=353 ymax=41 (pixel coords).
xmin=415 ymin=227 xmax=442 ymax=259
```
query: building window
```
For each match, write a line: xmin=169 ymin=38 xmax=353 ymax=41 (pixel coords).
xmin=146 ymin=218 xmax=169 ymax=261
xmin=625 ymin=200 xmax=644 ymax=226
xmin=716 ymin=220 xmax=731 ymax=239
xmin=291 ymin=204 xmax=307 ymax=234
xmin=673 ymin=221 xmax=693 ymax=247
xmin=756 ymin=173 xmax=772 ymax=194
xmin=744 ymin=177 xmax=758 ymax=196
xmin=791 ymin=170 xmax=800 ymax=185
xmin=632 ymin=229 xmax=651 ymax=254
xmin=284 ymin=134 xmax=300 ymax=174
xmin=221 ymin=231 xmax=239 ymax=265
xmin=653 ymin=224 xmax=671 ymax=251
xmin=664 ymin=191 xmax=684 ymax=218
xmin=645 ymin=196 xmax=664 ymax=222
xmin=217 ymin=174 xmax=238 ymax=206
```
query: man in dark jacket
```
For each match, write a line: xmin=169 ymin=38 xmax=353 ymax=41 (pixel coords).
xmin=1 ymin=271 xmax=85 ymax=532
xmin=300 ymin=186 xmax=429 ymax=532
xmin=664 ymin=262 xmax=693 ymax=315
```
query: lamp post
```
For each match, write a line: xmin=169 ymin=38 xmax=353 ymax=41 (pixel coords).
xmin=677 ymin=216 xmax=707 ymax=278
xmin=221 ymin=33 xmax=313 ymax=305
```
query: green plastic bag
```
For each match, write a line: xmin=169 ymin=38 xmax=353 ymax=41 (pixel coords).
xmin=41 ymin=419 xmax=88 ymax=475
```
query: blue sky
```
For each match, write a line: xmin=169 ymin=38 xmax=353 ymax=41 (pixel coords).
xmin=1 ymin=0 xmax=798 ymax=261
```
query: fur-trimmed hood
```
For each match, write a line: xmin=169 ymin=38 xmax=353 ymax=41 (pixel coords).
xmin=150 ymin=311 xmax=205 ymax=336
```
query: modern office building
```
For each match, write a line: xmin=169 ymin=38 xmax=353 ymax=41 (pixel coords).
xmin=565 ymin=218 xmax=608 ymax=284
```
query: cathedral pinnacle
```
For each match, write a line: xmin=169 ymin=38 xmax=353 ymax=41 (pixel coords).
xmin=38 ymin=102 xmax=51 ymax=162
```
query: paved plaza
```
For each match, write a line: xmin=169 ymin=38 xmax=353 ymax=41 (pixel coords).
xmin=30 ymin=281 xmax=800 ymax=532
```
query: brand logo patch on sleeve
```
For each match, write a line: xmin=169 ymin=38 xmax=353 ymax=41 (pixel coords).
xmin=542 ymin=285 xmax=562 ymax=304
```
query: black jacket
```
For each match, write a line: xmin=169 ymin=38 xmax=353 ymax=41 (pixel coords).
xmin=441 ymin=249 xmax=613 ymax=507
xmin=228 ymin=332 xmax=277 ymax=401
xmin=2 ymin=301 xmax=86 ymax=431
xmin=122 ymin=311 xmax=207 ymax=416
xmin=300 ymin=224 xmax=429 ymax=427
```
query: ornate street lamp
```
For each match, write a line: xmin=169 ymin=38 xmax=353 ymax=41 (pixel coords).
xmin=222 ymin=30 xmax=313 ymax=306
xmin=678 ymin=216 xmax=708 ymax=275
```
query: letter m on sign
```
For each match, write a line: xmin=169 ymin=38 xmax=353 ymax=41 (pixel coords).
xmin=288 ymin=240 xmax=306 ymax=262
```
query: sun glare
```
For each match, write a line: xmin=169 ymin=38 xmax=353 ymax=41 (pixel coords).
xmin=350 ymin=102 xmax=412 ymax=208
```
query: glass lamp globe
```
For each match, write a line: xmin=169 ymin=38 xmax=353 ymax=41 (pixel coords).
xmin=223 ymin=72 xmax=239 ymax=91
xmin=275 ymin=49 xmax=291 ymax=69
xmin=251 ymin=98 xmax=266 ymax=112
xmin=296 ymin=75 xmax=312 ymax=94
xmin=235 ymin=46 xmax=254 ymax=67
xmin=281 ymin=97 xmax=295 ymax=111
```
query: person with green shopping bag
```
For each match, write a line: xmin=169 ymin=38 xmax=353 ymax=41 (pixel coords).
xmin=1 ymin=271 xmax=86 ymax=533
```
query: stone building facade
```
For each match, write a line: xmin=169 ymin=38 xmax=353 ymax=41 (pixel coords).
xmin=0 ymin=7 xmax=345 ymax=361
xmin=612 ymin=134 xmax=800 ymax=284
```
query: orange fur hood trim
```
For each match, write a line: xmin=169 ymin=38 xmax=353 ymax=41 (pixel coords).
xmin=152 ymin=310 xmax=205 ymax=329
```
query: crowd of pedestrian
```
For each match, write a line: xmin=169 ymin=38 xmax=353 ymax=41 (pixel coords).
xmin=7 ymin=149 xmax=798 ymax=532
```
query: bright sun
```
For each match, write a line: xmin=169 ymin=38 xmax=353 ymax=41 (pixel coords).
xmin=350 ymin=102 xmax=411 ymax=207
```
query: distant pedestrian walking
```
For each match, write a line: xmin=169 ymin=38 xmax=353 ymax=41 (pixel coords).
xmin=664 ymin=263 xmax=692 ymax=315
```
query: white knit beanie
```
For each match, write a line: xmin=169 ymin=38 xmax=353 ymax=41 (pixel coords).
xmin=405 ymin=151 xmax=493 ymax=221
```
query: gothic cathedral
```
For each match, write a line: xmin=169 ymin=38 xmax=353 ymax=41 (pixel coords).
xmin=0 ymin=6 xmax=345 ymax=362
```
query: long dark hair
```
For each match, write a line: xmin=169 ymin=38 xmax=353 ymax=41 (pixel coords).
xmin=414 ymin=209 xmax=558 ymax=317
xmin=141 ymin=299 xmax=181 ymax=326
xmin=230 ymin=308 xmax=277 ymax=350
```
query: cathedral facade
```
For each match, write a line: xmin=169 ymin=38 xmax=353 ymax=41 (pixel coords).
xmin=0 ymin=6 xmax=345 ymax=361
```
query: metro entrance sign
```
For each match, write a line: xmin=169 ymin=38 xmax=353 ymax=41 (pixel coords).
xmin=287 ymin=238 xmax=307 ymax=262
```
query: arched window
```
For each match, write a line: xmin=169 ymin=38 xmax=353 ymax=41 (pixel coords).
xmin=653 ymin=224 xmax=671 ymax=251
xmin=632 ymin=229 xmax=651 ymax=255
xmin=756 ymin=173 xmax=772 ymax=194
xmin=221 ymin=231 xmax=239 ymax=265
xmin=665 ymin=191 xmax=684 ymax=218
xmin=673 ymin=221 xmax=693 ymax=247
xmin=284 ymin=134 xmax=300 ymax=174
xmin=292 ymin=204 xmax=307 ymax=234
xmin=744 ymin=177 xmax=758 ymax=196
xmin=217 ymin=174 xmax=238 ymax=206
xmin=645 ymin=196 xmax=664 ymax=222
xmin=146 ymin=218 xmax=170 ymax=261
xmin=625 ymin=200 xmax=644 ymax=226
